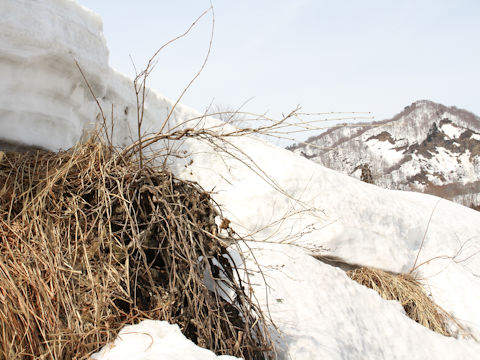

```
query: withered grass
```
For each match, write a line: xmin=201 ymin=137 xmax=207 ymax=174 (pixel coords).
xmin=0 ymin=138 xmax=273 ymax=359
xmin=347 ymin=266 xmax=469 ymax=337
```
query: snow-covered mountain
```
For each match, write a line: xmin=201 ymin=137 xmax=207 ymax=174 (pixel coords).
xmin=289 ymin=100 xmax=480 ymax=208
xmin=2 ymin=1 xmax=480 ymax=359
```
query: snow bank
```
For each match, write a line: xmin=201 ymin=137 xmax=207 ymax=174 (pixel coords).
xmin=0 ymin=0 xmax=108 ymax=150
xmin=90 ymin=320 xmax=239 ymax=360
xmin=2 ymin=0 xmax=480 ymax=359
xmin=242 ymin=243 xmax=480 ymax=359
xmin=174 ymin=128 xmax=480 ymax=343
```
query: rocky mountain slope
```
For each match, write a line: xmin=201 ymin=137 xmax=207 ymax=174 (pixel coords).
xmin=289 ymin=100 xmax=480 ymax=208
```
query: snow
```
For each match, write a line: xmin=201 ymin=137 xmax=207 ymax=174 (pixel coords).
xmin=3 ymin=0 xmax=480 ymax=359
xmin=364 ymin=138 xmax=403 ymax=165
xmin=441 ymin=123 xmax=463 ymax=139
xmin=0 ymin=0 xmax=109 ymax=150
xmin=173 ymin=131 xmax=480 ymax=347
xmin=90 ymin=320 xmax=239 ymax=360
xmin=391 ymin=147 xmax=480 ymax=187
xmin=241 ymin=243 xmax=480 ymax=360
xmin=428 ymin=148 xmax=468 ymax=183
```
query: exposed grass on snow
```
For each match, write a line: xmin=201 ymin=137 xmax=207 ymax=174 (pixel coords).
xmin=347 ymin=266 xmax=470 ymax=338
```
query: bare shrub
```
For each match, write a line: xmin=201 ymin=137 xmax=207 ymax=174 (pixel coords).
xmin=0 ymin=138 xmax=274 ymax=359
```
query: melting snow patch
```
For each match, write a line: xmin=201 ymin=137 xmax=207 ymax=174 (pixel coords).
xmin=90 ymin=320 xmax=240 ymax=360
xmin=441 ymin=123 xmax=462 ymax=139
xmin=365 ymin=139 xmax=403 ymax=165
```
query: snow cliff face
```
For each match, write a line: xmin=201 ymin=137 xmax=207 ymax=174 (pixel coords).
xmin=289 ymin=100 xmax=480 ymax=208
xmin=0 ymin=0 xmax=197 ymax=151
xmin=0 ymin=0 xmax=109 ymax=150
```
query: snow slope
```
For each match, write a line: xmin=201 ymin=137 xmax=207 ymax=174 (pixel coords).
xmin=2 ymin=0 xmax=480 ymax=359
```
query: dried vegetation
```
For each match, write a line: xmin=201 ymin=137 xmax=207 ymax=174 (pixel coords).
xmin=0 ymin=137 xmax=273 ymax=359
xmin=347 ymin=267 xmax=471 ymax=338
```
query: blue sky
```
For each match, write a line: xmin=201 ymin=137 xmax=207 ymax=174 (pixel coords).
xmin=78 ymin=0 xmax=480 ymax=142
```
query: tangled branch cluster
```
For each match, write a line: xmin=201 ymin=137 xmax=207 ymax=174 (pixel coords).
xmin=0 ymin=139 xmax=273 ymax=359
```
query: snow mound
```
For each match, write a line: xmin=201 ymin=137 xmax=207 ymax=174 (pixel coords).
xmin=90 ymin=320 xmax=239 ymax=360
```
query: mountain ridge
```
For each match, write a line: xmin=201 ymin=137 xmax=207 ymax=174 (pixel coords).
xmin=289 ymin=100 xmax=480 ymax=208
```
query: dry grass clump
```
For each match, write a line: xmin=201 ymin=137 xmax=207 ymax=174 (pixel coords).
xmin=0 ymin=138 xmax=273 ymax=359
xmin=347 ymin=267 xmax=453 ymax=336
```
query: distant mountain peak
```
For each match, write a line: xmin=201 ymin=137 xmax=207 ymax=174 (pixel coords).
xmin=289 ymin=100 xmax=480 ymax=209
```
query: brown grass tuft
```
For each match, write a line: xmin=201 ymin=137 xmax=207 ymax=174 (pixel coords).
xmin=0 ymin=137 xmax=273 ymax=359
xmin=347 ymin=267 xmax=456 ymax=337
